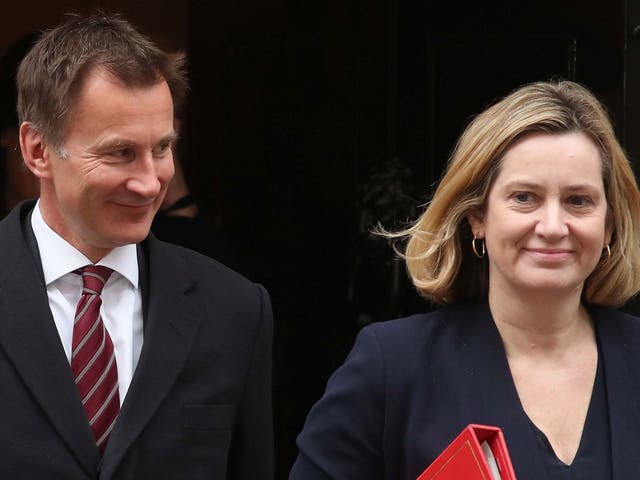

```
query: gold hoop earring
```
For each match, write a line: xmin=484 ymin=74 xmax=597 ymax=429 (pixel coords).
xmin=604 ymin=244 xmax=611 ymax=259
xmin=472 ymin=235 xmax=485 ymax=258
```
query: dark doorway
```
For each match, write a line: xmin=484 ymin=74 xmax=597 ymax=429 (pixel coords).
xmin=186 ymin=0 xmax=634 ymax=476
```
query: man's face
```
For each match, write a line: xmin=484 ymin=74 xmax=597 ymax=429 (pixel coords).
xmin=38 ymin=67 xmax=175 ymax=261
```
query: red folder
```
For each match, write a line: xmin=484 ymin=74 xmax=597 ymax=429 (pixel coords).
xmin=416 ymin=424 xmax=517 ymax=480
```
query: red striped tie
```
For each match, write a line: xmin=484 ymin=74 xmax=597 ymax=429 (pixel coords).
xmin=71 ymin=265 xmax=120 ymax=454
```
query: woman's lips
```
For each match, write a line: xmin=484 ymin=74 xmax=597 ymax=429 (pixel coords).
xmin=524 ymin=248 xmax=573 ymax=261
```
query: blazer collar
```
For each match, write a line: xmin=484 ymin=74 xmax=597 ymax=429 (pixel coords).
xmin=592 ymin=307 xmax=640 ymax=478
xmin=99 ymin=234 xmax=204 ymax=478
xmin=457 ymin=302 xmax=640 ymax=478
xmin=453 ymin=302 xmax=548 ymax=480
xmin=0 ymin=202 xmax=206 ymax=478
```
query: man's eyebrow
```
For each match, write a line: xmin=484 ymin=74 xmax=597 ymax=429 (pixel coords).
xmin=91 ymin=132 xmax=179 ymax=151
xmin=156 ymin=131 xmax=179 ymax=145
xmin=92 ymin=138 xmax=135 ymax=152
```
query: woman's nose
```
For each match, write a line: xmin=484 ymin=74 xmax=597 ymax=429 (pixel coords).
xmin=534 ymin=201 xmax=569 ymax=238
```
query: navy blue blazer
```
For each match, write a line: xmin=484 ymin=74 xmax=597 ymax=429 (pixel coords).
xmin=0 ymin=201 xmax=273 ymax=479
xmin=290 ymin=302 xmax=640 ymax=479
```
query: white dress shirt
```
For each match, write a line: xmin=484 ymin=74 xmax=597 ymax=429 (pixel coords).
xmin=31 ymin=201 xmax=144 ymax=405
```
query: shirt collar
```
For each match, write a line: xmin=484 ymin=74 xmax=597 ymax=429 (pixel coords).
xmin=31 ymin=199 xmax=139 ymax=288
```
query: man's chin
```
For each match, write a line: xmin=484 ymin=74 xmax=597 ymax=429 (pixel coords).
xmin=109 ymin=225 xmax=153 ymax=247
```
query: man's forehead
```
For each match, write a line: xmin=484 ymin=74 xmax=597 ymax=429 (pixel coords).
xmin=60 ymin=68 xmax=174 ymax=145
xmin=76 ymin=65 xmax=169 ymax=99
xmin=68 ymin=65 xmax=170 ymax=110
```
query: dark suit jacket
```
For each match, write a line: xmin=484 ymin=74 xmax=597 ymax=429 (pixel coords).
xmin=290 ymin=301 xmax=640 ymax=479
xmin=0 ymin=201 xmax=273 ymax=479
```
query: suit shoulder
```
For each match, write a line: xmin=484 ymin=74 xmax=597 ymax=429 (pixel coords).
xmin=593 ymin=305 xmax=640 ymax=335
xmin=154 ymin=237 xmax=259 ymax=292
xmin=152 ymin=239 xmax=273 ymax=336
xmin=148 ymin=237 xmax=272 ymax=321
xmin=365 ymin=302 xmax=482 ymax=344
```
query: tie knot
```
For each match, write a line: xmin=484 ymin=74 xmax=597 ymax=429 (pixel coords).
xmin=79 ymin=265 xmax=113 ymax=296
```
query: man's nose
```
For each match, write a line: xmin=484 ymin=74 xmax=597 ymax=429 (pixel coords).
xmin=126 ymin=154 xmax=169 ymax=198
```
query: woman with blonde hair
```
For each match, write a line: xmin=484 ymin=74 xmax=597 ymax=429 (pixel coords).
xmin=290 ymin=81 xmax=640 ymax=479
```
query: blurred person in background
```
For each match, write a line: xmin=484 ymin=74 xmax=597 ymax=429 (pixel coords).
xmin=0 ymin=32 xmax=39 ymax=217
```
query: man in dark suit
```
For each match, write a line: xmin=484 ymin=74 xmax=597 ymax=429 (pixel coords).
xmin=0 ymin=13 xmax=273 ymax=479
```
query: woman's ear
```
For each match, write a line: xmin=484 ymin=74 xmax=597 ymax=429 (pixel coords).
xmin=604 ymin=226 xmax=613 ymax=250
xmin=19 ymin=122 xmax=51 ymax=179
xmin=604 ymin=206 xmax=614 ymax=249
xmin=467 ymin=209 xmax=485 ymax=237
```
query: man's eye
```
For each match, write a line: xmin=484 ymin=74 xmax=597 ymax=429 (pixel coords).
xmin=112 ymin=148 xmax=131 ymax=158
xmin=153 ymin=142 xmax=172 ymax=156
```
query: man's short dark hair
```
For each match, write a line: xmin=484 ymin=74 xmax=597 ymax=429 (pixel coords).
xmin=17 ymin=12 xmax=187 ymax=152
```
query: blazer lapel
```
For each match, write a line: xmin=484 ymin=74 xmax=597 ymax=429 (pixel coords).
xmin=454 ymin=303 xmax=547 ymax=480
xmin=462 ymin=304 xmax=640 ymax=478
xmin=594 ymin=308 xmax=640 ymax=477
xmin=0 ymin=203 xmax=100 ymax=475
xmin=100 ymin=236 xmax=204 ymax=478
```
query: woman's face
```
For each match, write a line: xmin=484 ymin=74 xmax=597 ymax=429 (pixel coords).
xmin=468 ymin=131 xmax=611 ymax=300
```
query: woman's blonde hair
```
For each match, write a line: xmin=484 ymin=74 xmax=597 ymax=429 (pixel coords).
xmin=399 ymin=80 xmax=640 ymax=307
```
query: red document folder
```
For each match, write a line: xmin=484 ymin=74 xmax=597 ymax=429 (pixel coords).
xmin=416 ymin=424 xmax=517 ymax=480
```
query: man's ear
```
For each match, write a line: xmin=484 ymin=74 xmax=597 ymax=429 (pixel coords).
xmin=467 ymin=209 xmax=485 ymax=237
xmin=19 ymin=122 xmax=52 ymax=179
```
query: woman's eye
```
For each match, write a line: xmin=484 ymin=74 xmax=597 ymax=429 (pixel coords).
xmin=513 ymin=192 xmax=533 ymax=203
xmin=568 ymin=195 xmax=592 ymax=207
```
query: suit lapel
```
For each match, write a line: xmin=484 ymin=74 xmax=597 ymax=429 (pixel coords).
xmin=0 ymin=203 xmax=100 ymax=475
xmin=100 ymin=236 xmax=204 ymax=478
xmin=454 ymin=303 xmax=547 ymax=480
xmin=594 ymin=308 xmax=640 ymax=477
